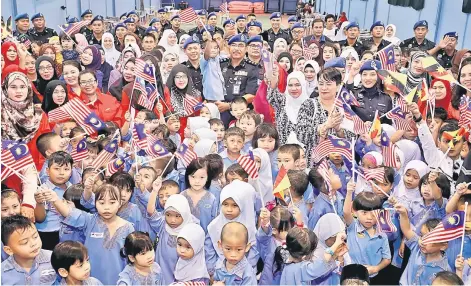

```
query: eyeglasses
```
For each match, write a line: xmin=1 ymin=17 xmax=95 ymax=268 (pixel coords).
xmin=38 ymin=66 xmax=53 ymax=72
xmin=292 ymin=30 xmax=304 ymax=34
xmin=230 ymin=43 xmax=246 ymax=49
xmin=79 ymin=79 xmax=96 ymax=86
xmin=175 ymin=75 xmax=188 ymax=80
xmin=248 ymin=44 xmax=262 ymax=49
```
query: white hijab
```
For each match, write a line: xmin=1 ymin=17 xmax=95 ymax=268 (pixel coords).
xmin=313 ymin=213 xmax=351 ymax=263
xmin=164 ymin=194 xmax=193 ymax=236
xmin=101 ymin=32 xmax=120 ymax=67
xmin=251 ymin=148 xmax=275 ymax=204
xmin=335 ymin=21 xmax=350 ymax=42
xmin=194 ymin=139 xmax=216 ymax=157
xmin=207 ymin=180 xmax=257 ymax=259
xmin=273 ymin=38 xmax=288 ymax=59
xmin=159 ymin=29 xmax=181 ymax=55
xmin=204 ymin=103 xmax=221 ymax=119
xmin=392 ymin=160 xmax=429 ymax=202
xmin=384 ymin=24 xmax=401 ymax=46
xmin=285 ymin=71 xmax=309 ymax=124
xmin=193 ymin=128 xmax=217 ymax=141
xmin=303 ymin=60 xmax=320 ymax=95
xmin=160 ymin=51 xmax=180 ymax=84
xmin=340 ymin=47 xmax=361 ymax=85
xmin=188 ymin=117 xmax=210 ymax=133
xmin=175 ymin=223 xmax=210 ymax=281
xmin=179 ymin=34 xmax=190 ymax=63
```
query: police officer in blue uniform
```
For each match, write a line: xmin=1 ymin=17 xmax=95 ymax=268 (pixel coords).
xmin=27 ymin=13 xmax=57 ymax=44
xmin=246 ymin=35 xmax=265 ymax=82
xmin=79 ymin=9 xmax=93 ymax=39
xmin=219 ymin=34 xmax=260 ymax=126
xmin=347 ymin=60 xmax=393 ymax=123
xmin=124 ymin=18 xmax=140 ymax=37
xmin=435 ymin=32 xmax=458 ymax=69
xmin=86 ymin=15 xmax=105 ymax=45
xmin=261 ymin=12 xmax=292 ymax=51
xmin=168 ymin=14 xmax=187 ymax=42
xmin=364 ymin=21 xmax=391 ymax=51
xmin=126 ymin=10 xmax=146 ymax=38
xmin=337 ymin=22 xmax=366 ymax=57
xmin=207 ymin=12 xmax=224 ymax=36
xmin=188 ymin=10 xmax=208 ymax=42
xmin=119 ymin=12 xmax=128 ymax=22
xmin=182 ymin=36 xmax=203 ymax=96
xmin=13 ymin=13 xmax=30 ymax=38
xmin=222 ymin=19 xmax=237 ymax=37
xmin=400 ymin=20 xmax=436 ymax=53
xmin=246 ymin=20 xmax=262 ymax=37
xmin=235 ymin=14 xmax=247 ymax=34
xmin=158 ymin=8 xmax=171 ymax=31
xmin=114 ymin=23 xmax=127 ymax=51
xmin=287 ymin=15 xmax=297 ymax=30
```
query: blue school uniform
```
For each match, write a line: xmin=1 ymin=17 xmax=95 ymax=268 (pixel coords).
xmin=308 ymin=193 xmax=343 ymax=230
xmin=169 ymin=133 xmax=182 ymax=149
xmin=117 ymin=262 xmax=162 ymax=285
xmin=219 ymin=149 xmax=245 ymax=171
xmin=217 ymin=141 xmax=224 ymax=153
xmin=200 ymin=55 xmax=226 ymax=101
xmin=409 ymin=199 xmax=448 ymax=234
xmin=400 ymin=234 xmax=451 ymax=285
xmin=59 ymin=224 xmax=85 ymax=244
xmin=208 ymin=180 xmax=223 ymax=207
xmin=329 ymin=161 xmax=351 ymax=198
xmin=62 ymin=208 xmax=135 ymax=285
xmin=1 ymin=243 xmax=8 ymax=262
xmin=39 ymin=161 xmax=81 ymax=185
xmin=280 ymin=259 xmax=337 ymax=285
xmin=54 ymin=277 xmax=102 ymax=285
xmin=463 ymin=262 xmax=471 ymax=284
xmin=292 ymin=198 xmax=309 ymax=226
xmin=36 ymin=180 xmax=70 ymax=233
xmin=1 ymin=249 xmax=55 ymax=285
xmin=181 ymin=190 xmax=218 ymax=233
xmin=118 ymin=202 xmax=151 ymax=234
xmin=213 ymin=257 xmax=257 ymax=285
xmin=346 ymin=219 xmax=391 ymax=277
xmin=242 ymin=141 xmax=252 ymax=154
xmin=446 ymin=234 xmax=471 ymax=272
xmin=165 ymin=169 xmax=181 ymax=184
xmin=256 ymin=226 xmax=283 ymax=285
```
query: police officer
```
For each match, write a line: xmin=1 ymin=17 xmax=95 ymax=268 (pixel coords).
xmin=246 ymin=21 xmax=262 ymax=37
xmin=337 ymin=22 xmax=366 ymax=57
xmin=347 ymin=60 xmax=393 ymax=123
xmin=158 ymin=8 xmax=171 ymax=31
xmin=290 ymin=22 xmax=305 ymax=44
xmin=182 ymin=36 xmax=203 ymax=96
xmin=127 ymin=10 xmax=146 ymax=38
xmin=400 ymin=20 xmax=436 ymax=53
xmin=86 ymin=15 xmax=105 ymax=45
xmin=223 ymin=19 xmax=237 ymax=38
xmin=79 ymin=9 xmax=93 ymax=39
xmin=188 ymin=10 xmax=208 ymax=42
xmin=435 ymin=32 xmax=458 ymax=70
xmin=246 ymin=35 xmax=265 ymax=82
xmin=28 ymin=13 xmax=57 ymax=44
xmin=287 ymin=16 xmax=297 ymax=30
xmin=13 ymin=13 xmax=30 ymax=38
xmin=124 ymin=18 xmax=139 ymax=35
xmin=261 ymin=12 xmax=291 ymax=51
xmin=168 ymin=14 xmax=187 ymax=41
xmin=207 ymin=12 xmax=224 ymax=36
xmin=363 ymin=21 xmax=390 ymax=51
xmin=114 ymin=23 xmax=127 ymax=51
xmin=119 ymin=12 xmax=127 ymax=22
xmin=235 ymin=15 xmax=247 ymax=34
xmin=219 ymin=34 xmax=260 ymax=126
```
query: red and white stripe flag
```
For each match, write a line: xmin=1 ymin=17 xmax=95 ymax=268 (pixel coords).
xmin=179 ymin=8 xmax=198 ymax=23
xmin=237 ymin=151 xmax=259 ymax=179
xmin=90 ymin=131 xmax=120 ymax=170
xmin=62 ymin=98 xmax=104 ymax=135
xmin=175 ymin=143 xmax=197 ymax=167
xmin=134 ymin=59 xmax=156 ymax=83
xmin=219 ymin=2 xmax=228 ymax=14
xmin=184 ymin=95 xmax=201 ymax=116
xmin=1 ymin=142 xmax=34 ymax=180
xmin=363 ymin=167 xmax=385 ymax=183
xmin=47 ymin=107 xmax=71 ymax=123
xmin=422 ymin=211 xmax=465 ymax=245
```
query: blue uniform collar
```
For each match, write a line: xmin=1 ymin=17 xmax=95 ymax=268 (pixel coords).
xmin=216 ymin=256 xmax=248 ymax=278
xmin=355 ymin=219 xmax=383 ymax=238
xmin=3 ymin=249 xmax=50 ymax=273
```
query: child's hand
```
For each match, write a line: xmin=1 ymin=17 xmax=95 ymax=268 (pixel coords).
xmin=407 ymin=102 xmax=421 ymax=119
xmin=394 ymin=204 xmax=408 ymax=215
xmin=332 ymin=232 xmax=346 ymax=250
xmin=260 ymin=207 xmax=270 ymax=227
xmin=292 ymin=207 xmax=303 ymax=224
xmin=456 ymin=255 xmax=465 ymax=271
xmin=44 ymin=189 xmax=59 ymax=202
xmin=346 ymin=179 xmax=356 ymax=194
xmin=34 ymin=191 xmax=48 ymax=204
xmin=152 ymin=177 xmax=163 ymax=192
xmin=124 ymin=111 xmax=131 ymax=122
xmin=84 ymin=176 xmax=95 ymax=192
xmin=388 ymin=196 xmax=398 ymax=206
xmin=399 ymin=239 xmax=405 ymax=258
xmin=135 ymin=174 xmax=146 ymax=191
xmin=59 ymin=137 xmax=70 ymax=149
xmin=428 ymin=171 xmax=439 ymax=183
xmin=365 ymin=265 xmax=379 ymax=275
xmin=455 ymin=182 xmax=469 ymax=195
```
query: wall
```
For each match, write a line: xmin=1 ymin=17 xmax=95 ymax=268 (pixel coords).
xmin=316 ymin=0 xmax=471 ymax=49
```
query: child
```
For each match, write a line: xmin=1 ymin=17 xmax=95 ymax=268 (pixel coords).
xmin=343 ymin=190 xmax=391 ymax=281
xmin=280 ymin=227 xmax=346 ymax=284
xmin=157 ymin=180 xmax=180 ymax=211
xmin=213 ymin=222 xmax=257 ymax=285
xmin=51 ymin=184 xmax=135 ymax=285
xmin=432 ymin=270 xmax=464 ymax=285
xmin=181 ymin=158 xmax=218 ymax=233
xmin=220 ymin=127 xmax=245 ymax=170
xmin=369 ymin=166 xmax=395 ymax=200
xmin=117 ymin=231 xmax=162 ymax=285
xmin=60 ymin=184 xmax=86 ymax=244
xmin=206 ymin=153 xmax=225 ymax=204
xmin=340 ymin=264 xmax=370 ymax=285
xmin=146 ymin=193 xmax=195 ymax=285
xmin=252 ymin=123 xmax=280 ymax=179
xmin=257 ymin=206 xmax=297 ymax=285
xmin=354 ymin=152 xmax=383 ymax=195
xmin=200 ymin=103 xmax=221 ymax=119
xmin=426 ymin=107 xmax=447 ymax=129
xmin=286 ymin=170 xmax=309 ymax=225
xmin=51 ymin=241 xmax=102 ymax=285
xmin=34 ymin=151 xmax=73 ymax=251
xmin=277 ymin=144 xmax=306 ymax=171
xmin=229 ymin=97 xmax=249 ymax=128
xmin=36 ymin=132 xmax=73 ymax=182
xmin=58 ymin=120 xmax=77 ymax=139
xmin=252 ymin=148 xmax=275 ymax=205
xmin=166 ymin=111 xmax=182 ymax=149
xmin=225 ymin=163 xmax=249 ymax=184
xmin=201 ymin=39 xmax=226 ymax=102
xmin=209 ymin=118 xmax=226 ymax=153
xmin=327 ymin=152 xmax=352 ymax=198
xmin=175 ymin=223 xmax=210 ymax=283
xmin=395 ymin=204 xmax=451 ymax=285
xmin=392 ymin=160 xmax=429 ymax=207
xmin=60 ymin=33 xmax=79 ymax=61
xmin=1 ymin=215 xmax=56 ymax=285
xmin=1 ymin=190 xmax=22 ymax=262
xmin=239 ymin=110 xmax=262 ymax=153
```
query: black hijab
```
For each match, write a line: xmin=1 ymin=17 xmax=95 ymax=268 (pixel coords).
xmin=166 ymin=64 xmax=195 ymax=94
xmin=109 ymin=58 xmax=135 ymax=101
xmin=42 ymin=80 xmax=69 ymax=113
xmin=277 ymin=52 xmax=294 ymax=73
xmin=34 ymin=56 xmax=58 ymax=98
xmin=166 ymin=64 xmax=200 ymax=116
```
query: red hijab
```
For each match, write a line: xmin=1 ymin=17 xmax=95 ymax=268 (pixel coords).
xmin=431 ymin=79 xmax=452 ymax=109
xmin=1 ymin=42 xmax=20 ymax=68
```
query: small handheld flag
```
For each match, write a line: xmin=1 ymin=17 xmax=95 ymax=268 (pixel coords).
xmin=70 ymin=138 xmax=88 ymax=162
xmin=373 ymin=209 xmax=397 ymax=232
xmin=422 ymin=211 xmax=465 ymax=245
xmin=134 ymin=59 xmax=156 ymax=84
xmin=238 ymin=151 xmax=259 ymax=179
xmin=369 ymin=111 xmax=381 ymax=139
xmin=312 ymin=136 xmax=352 ymax=163
xmin=180 ymin=8 xmax=198 ymax=23
xmin=176 ymin=144 xmax=197 ymax=167
xmin=273 ymin=166 xmax=291 ymax=204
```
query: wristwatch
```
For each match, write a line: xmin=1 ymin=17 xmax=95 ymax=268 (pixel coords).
xmin=325 ymin=247 xmax=334 ymax=255
xmin=413 ymin=115 xmax=423 ymax=123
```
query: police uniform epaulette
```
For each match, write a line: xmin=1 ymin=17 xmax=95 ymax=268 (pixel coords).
xmin=220 ymin=57 xmax=230 ymax=63
xmin=246 ymin=59 xmax=258 ymax=66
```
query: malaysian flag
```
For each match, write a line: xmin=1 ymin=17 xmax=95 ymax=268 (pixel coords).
xmin=59 ymin=20 xmax=90 ymax=37
xmin=385 ymin=106 xmax=413 ymax=131
xmin=17 ymin=33 xmax=31 ymax=49
xmin=180 ymin=8 xmax=198 ymax=23
xmin=342 ymin=103 xmax=369 ymax=134
xmin=396 ymin=96 xmax=410 ymax=113
xmin=1 ymin=142 xmax=34 ymax=179
xmin=422 ymin=211 xmax=465 ymax=245
xmin=184 ymin=96 xmax=202 ymax=116
xmin=134 ymin=59 xmax=156 ymax=83
xmin=363 ymin=167 xmax=385 ymax=183
xmin=176 ymin=143 xmax=197 ymax=167
xmin=381 ymin=132 xmax=398 ymax=169
xmin=373 ymin=209 xmax=397 ymax=232
xmin=47 ymin=107 xmax=71 ymax=123
xmin=144 ymin=137 xmax=169 ymax=158
xmin=317 ymin=159 xmax=332 ymax=191
xmin=62 ymin=98 xmax=105 ymax=135
xmin=106 ymin=154 xmax=129 ymax=176
xmin=137 ymin=84 xmax=159 ymax=110
xmin=219 ymin=2 xmax=228 ymax=14
xmin=335 ymin=87 xmax=360 ymax=109
xmin=303 ymin=46 xmax=316 ymax=61
xmin=132 ymin=123 xmax=148 ymax=149
xmin=1 ymin=165 xmax=14 ymax=182
xmin=377 ymin=45 xmax=395 ymax=71
xmin=238 ymin=151 xmax=259 ymax=179
xmin=312 ymin=136 xmax=352 ymax=163
xmin=90 ymin=131 xmax=120 ymax=170
xmin=459 ymin=97 xmax=471 ymax=129
xmin=70 ymin=138 xmax=88 ymax=162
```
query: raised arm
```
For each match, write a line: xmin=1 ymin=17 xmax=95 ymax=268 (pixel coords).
xmin=395 ymin=204 xmax=415 ymax=241
xmin=343 ymin=180 xmax=355 ymax=226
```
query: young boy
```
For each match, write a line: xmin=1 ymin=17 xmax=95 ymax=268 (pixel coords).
xmin=220 ymin=127 xmax=245 ymax=170
xmin=286 ymin=170 xmax=309 ymax=225
xmin=206 ymin=153 xmax=225 ymax=203
xmin=328 ymin=152 xmax=352 ymax=198
xmin=58 ymin=120 xmax=77 ymax=139
xmin=396 ymin=204 xmax=451 ymax=285
xmin=210 ymin=118 xmax=226 ymax=153
xmin=239 ymin=110 xmax=262 ymax=153
xmin=426 ymin=107 xmax=447 ymax=129
xmin=432 ymin=271 xmax=464 ymax=285
xmin=1 ymin=215 xmax=56 ymax=285
xmin=277 ymin=144 xmax=306 ymax=171
xmin=201 ymin=38 xmax=226 ymax=102
xmin=166 ymin=111 xmax=181 ymax=149
xmin=157 ymin=180 xmax=180 ymax=210
xmin=34 ymin=151 xmax=73 ymax=251
xmin=214 ymin=221 xmax=257 ymax=285
xmin=229 ymin=97 xmax=249 ymax=128
xmin=225 ymin=163 xmax=249 ymax=184
xmin=1 ymin=189 xmax=22 ymax=262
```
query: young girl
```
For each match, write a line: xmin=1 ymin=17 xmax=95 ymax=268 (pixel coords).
xmin=205 ymin=153 xmax=225 ymax=205
xmin=174 ymin=223 xmax=210 ymax=283
xmin=199 ymin=103 xmax=221 ymax=119
xmin=257 ymin=206 xmax=296 ymax=285
xmin=146 ymin=193 xmax=195 ymax=285
xmin=194 ymin=139 xmax=217 ymax=158
xmin=60 ymin=184 xmax=86 ymax=244
xmin=252 ymin=123 xmax=280 ymax=181
xmin=392 ymin=160 xmax=429 ymax=207
xmin=51 ymin=184 xmax=135 ymax=285
xmin=117 ymin=231 xmax=162 ymax=285
xmin=206 ymin=180 xmax=259 ymax=273
xmin=280 ymin=227 xmax=346 ymax=284
xmin=180 ymin=158 xmax=217 ymax=233
xmin=252 ymin=148 xmax=275 ymax=206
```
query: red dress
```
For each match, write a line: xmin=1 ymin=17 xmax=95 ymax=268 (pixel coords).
xmin=80 ymin=91 xmax=124 ymax=126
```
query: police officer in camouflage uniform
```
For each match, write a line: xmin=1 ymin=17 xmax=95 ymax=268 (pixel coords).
xmin=400 ymin=20 xmax=436 ymax=53
xmin=261 ymin=12 xmax=291 ymax=51
xmin=28 ymin=13 xmax=57 ymax=44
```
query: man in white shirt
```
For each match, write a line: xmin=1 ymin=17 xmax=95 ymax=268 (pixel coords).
xmin=323 ymin=14 xmax=337 ymax=39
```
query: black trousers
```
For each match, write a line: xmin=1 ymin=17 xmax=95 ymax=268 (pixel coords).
xmin=38 ymin=231 xmax=60 ymax=251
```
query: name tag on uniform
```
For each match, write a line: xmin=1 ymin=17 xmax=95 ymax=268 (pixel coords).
xmin=204 ymin=204 xmax=211 ymax=209
xmin=41 ymin=269 xmax=56 ymax=276
xmin=233 ymin=85 xmax=240 ymax=95
xmin=378 ymin=103 xmax=386 ymax=107
xmin=235 ymin=71 xmax=248 ymax=76
xmin=91 ymin=232 xmax=104 ymax=238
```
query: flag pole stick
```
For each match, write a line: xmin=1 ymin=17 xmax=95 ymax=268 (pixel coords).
xmin=128 ymin=78 xmax=138 ymax=112
xmin=460 ymin=202 xmax=468 ymax=256
xmin=456 ymin=82 xmax=471 ymax=94
xmin=353 ymin=169 xmax=391 ymax=198
xmin=57 ymin=25 xmax=79 ymax=46
xmin=3 ymin=165 xmax=29 ymax=183
xmin=351 ymin=137 xmax=355 ymax=179
xmin=159 ymin=153 xmax=176 ymax=179
xmin=434 ymin=146 xmax=452 ymax=171
xmin=255 ymin=179 xmax=266 ymax=208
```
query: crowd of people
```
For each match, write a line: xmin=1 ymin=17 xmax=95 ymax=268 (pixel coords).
xmin=1 ymin=5 xmax=471 ymax=286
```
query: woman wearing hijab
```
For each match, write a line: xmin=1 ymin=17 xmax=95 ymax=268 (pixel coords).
xmin=33 ymin=56 xmax=58 ymax=103
xmin=2 ymin=72 xmax=52 ymax=217
xmin=418 ymin=79 xmax=452 ymax=118
xmin=277 ymin=52 xmax=294 ymax=74
xmin=178 ymin=34 xmax=190 ymax=63
xmin=162 ymin=64 xmax=202 ymax=138
xmin=158 ymin=29 xmax=180 ymax=55
xmin=193 ymin=139 xmax=217 ymax=158
xmin=451 ymin=49 xmax=471 ymax=79
xmin=1 ymin=42 xmax=20 ymax=69
xmin=340 ymin=47 xmax=361 ymax=86
xmin=384 ymin=24 xmax=401 ymax=46
xmin=42 ymin=80 xmax=69 ymax=114
xmin=102 ymin=32 xmax=121 ymax=67
xmin=80 ymin=45 xmax=104 ymax=90
xmin=273 ymin=38 xmax=288 ymax=59
xmin=306 ymin=40 xmax=323 ymax=67
xmin=405 ymin=51 xmax=428 ymax=95
xmin=96 ymin=45 xmax=114 ymax=93
xmin=160 ymin=51 xmax=180 ymax=84
xmin=39 ymin=43 xmax=62 ymax=76
xmin=303 ymin=60 xmax=320 ymax=97
xmin=109 ymin=58 xmax=135 ymax=101
xmin=450 ymin=58 xmax=471 ymax=121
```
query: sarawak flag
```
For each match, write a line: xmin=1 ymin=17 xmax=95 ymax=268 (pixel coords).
xmin=442 ymin=127 xmax=466 ymax=148
xmin=373 ymin=209 xmax=397 ymax=232
xmin=273 ymin=166 xmax=290 ymax=204
xmin=421 ymin=56 xmax=457 ymax=83
xmin=378 ymin=70 xmax=407 ymax=95
xmin=422 ymin=211 xmax=465 ymax=245
xmin=369 ymin=111 xmax=381 ymax=139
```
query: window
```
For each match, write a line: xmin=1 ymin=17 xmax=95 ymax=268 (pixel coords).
xmin=464 ymin=0 xmax=471 ymax=13
xmin=387 ymin=0 xmax=425 ymax=11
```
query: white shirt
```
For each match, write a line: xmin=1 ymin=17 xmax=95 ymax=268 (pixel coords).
xmin=324 ymin=27 xmax=337 ymax=39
